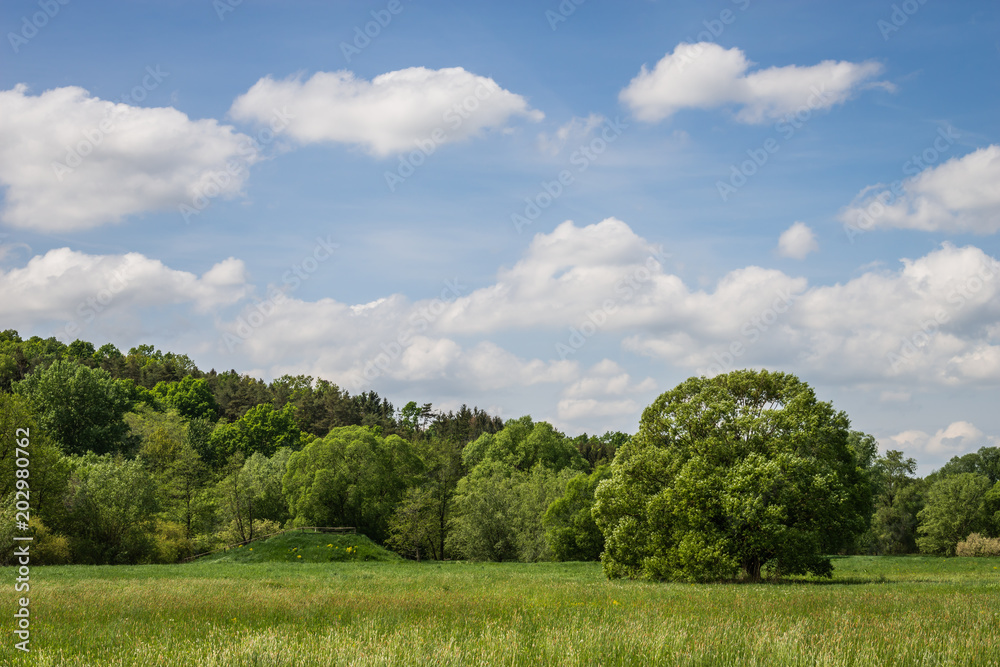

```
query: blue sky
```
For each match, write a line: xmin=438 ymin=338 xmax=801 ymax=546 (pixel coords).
xmin=1 ymin=0 xmax=998 ymax=472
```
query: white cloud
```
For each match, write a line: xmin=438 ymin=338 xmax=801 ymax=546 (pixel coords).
xmin=0 ymin=248 xmax=250 ymax=339
xmin=557 ymin=360 xmax=655 ymax=420
xmin=619 ymin=42 xmax=884 ymax=123
xmin=0 ymin=84 xmax=256 ymax=231
xmin=888 ymin=421 xmax=999 ymax=458
xmin=6 ymin=220 xmax=999 ymax=440
xmin=226 ymin=222 xmax=998 ymax=392
xmin=777 ymin=222 xmax=819 ymax=260
xmin=840 ymin=145 xmax=1000 ymax=234
xmin=217 ymin=290 xmax=578 ymax=395
xmin=229 ymin=67 xmax=543 ymax=156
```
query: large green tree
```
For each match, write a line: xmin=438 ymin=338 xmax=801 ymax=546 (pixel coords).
xmin=282 ymin=425 xmax=422 ymax=542
xmin=544 ymin=465 xmax=611 ymax=561
xmin=61 ymin=455 xmax=159 ymax=564
xmin=594 ymin=370 xmax=873 ymax=582
xmin=462 ymin=416 xmax=587 ymax=473
xmin=916 ymin=472 xmax=993 ymax=555
xmin=14 ymin=359 xmax=137 ymax=455
xmin=152 ymin=375 xmax=219 ymax=421
xmin=207 ymin=403 xmax=306 ymax=466
xmin=867 ymin=450 xmax=924 ymax=554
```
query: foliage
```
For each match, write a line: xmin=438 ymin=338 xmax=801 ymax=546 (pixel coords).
xmin=411 ymin=435 xmax=466 ymax=560
xmin=282 ymin=425 xmax=423 ymax=542
xmin=207 ymin=403 xmax=306 ymax=466
xmin=61 ymin=455 xmax=160 ymax=564
xmin=544 ymin=465 xmax=611 ymax=561
xmin=127 ymin=406 xmax=190 ymax=473
xmin=0 ymin=392 xmax=72 ymax=523
xmin=955 ymin=532 xmax=1000 ymax=557
xmin=14 ymin=359 xmax=137 ymax=455
xmin=447 ymin=461 xmax=520 ymax=561
xmin=242 ymin=448 xmax=293 ymax=525
xmin=917 ymin=473 xmax=993 ymax=555
xmin=865 ymin=449 xmax=925 ymax=554
xmin=573 ymin=431 xmax=629 ymax=469
xmin=511 ymin=464 xmax=576 ymax=562
xmin=462 ymin=416 xmax=587 ymax=473
xmin=152 ymin=375 xmax=219 ymax=421
xmin=151 ymin=519 xmax=194 ymax=563
xmin=447 ymin=461 xmax=574 ymax=562
xmin=28 ymin=517 xmax=72 ymax=565
xmin=386 ymin=486 xmax=438 ymax=561
xmin=932 ymin=446 xmax=1000 ymax=485
xmin=594 ymin=370 xmax=873 ymax=582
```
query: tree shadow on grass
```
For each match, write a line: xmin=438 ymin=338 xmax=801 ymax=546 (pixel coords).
xmin=738 ymin=575 xmax=938 ymax=586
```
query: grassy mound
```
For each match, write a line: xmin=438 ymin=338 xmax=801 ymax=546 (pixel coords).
xmin=197 ymin=530 xmax=400 ymax=564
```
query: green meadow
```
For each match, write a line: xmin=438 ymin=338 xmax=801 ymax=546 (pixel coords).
xmin=4 ymin=536 xmax=999 ymax=666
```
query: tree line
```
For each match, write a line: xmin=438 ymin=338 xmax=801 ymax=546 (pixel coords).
xmin=0 ymin=331 xmax=997 ymax=577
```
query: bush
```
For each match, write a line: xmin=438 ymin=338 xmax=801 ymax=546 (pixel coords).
xmin=30 ymin=517 xmax=72 ymax=565
xmin=152 ymin=520 xmax=194 ymax=563
xmin=955 ymin=533 xmax=1000 ymax=557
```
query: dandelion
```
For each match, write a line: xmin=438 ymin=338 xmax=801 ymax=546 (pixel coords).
xmin=297 ymin=555 xmax=302 ymax=558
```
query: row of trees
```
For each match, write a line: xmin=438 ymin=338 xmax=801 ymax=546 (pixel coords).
xmin=0 ymin=331 xmax=621 ymax=565
xmin=1 ymin=331 xmax=998 ymax=578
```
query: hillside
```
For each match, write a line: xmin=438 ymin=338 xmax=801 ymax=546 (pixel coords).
xmin=196 ymin=530 xmax=401 ymax=564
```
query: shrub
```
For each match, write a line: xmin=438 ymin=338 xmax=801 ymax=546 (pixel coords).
xmin=152 ymin=520 xmax=194 ymax=563
xmin=30 ymin=517 xmax=72 ymax=565
xmin=955 ymin=533 xmax=1000 ymax=557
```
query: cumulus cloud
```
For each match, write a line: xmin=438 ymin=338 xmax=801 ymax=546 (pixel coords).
xmin=620 ymin=42 xmax=884 ymax=123
xmin=777 ymin=222 xmax=819 ymax=259
xmin=888 ymin=421 xmax=999 ymax=459
xmin=217 ymin=221 xmax=1000 ymax=393
xmin=0 ymin=84 xmax=257 ymax=231
xmin=0 ymin=248 xmax=250 ymax=339
xmin=217 ymin=289 xmax=578 ymax=395
xmin=840 ymin=145 xmax=1000 ymax=234
xmin=557 ymin=360 xmax=656 ymax=422
xmin=229 ymin=67 xmax=543 ymax=156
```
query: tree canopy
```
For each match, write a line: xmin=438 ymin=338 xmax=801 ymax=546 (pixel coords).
xmin=594 ymin=370 xmax=873 ymax=582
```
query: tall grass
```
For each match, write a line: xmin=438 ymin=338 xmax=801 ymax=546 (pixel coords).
xmin=3 ymin=556 xmax=999 ymax=666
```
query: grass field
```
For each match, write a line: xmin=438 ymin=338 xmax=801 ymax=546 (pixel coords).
xmin=3 ymin=537 xmax=999 ymax=666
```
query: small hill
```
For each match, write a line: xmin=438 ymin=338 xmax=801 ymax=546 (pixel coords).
xmin=196 ymin=530 xmax=400 ymax=564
